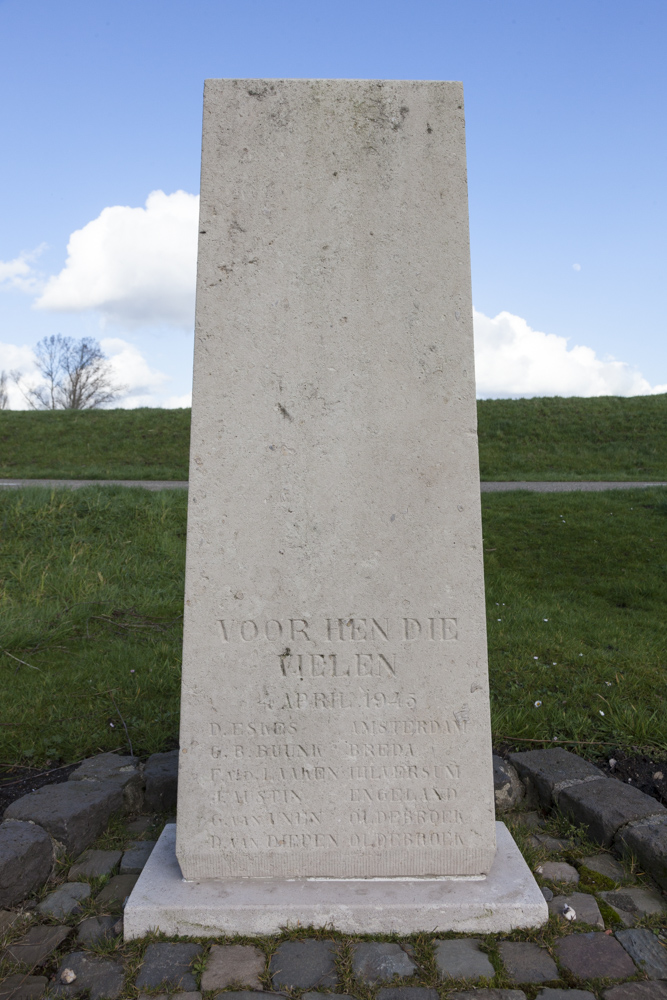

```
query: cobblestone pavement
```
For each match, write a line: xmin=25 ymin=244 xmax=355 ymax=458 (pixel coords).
xmin=2 ymin=806 xmax=667 ymax=1000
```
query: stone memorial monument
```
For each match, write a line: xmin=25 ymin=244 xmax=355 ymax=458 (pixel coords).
xmin=125 ymin=78 xmax=546 ymax=936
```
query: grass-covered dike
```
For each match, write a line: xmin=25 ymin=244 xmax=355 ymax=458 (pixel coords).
xmin=2 ymin=393 xmax=667 ymax=481
xmin=1 ymin=484 xmax=666 ymax=767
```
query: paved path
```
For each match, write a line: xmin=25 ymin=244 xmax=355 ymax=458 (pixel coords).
xmin=1 ymin=478 xmax=665 ymax=492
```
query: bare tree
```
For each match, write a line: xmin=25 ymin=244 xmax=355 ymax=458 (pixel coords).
xmin=0 ymin=371 xmax=9 ymax=410
xmin=12 ymin=335 xmax=126 ymax=410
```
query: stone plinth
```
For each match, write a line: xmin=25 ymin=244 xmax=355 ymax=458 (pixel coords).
xmin=124 ymin=823 xmax=547 ymax=937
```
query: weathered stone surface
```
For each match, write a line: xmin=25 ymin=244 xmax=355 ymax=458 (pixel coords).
xmin=537 ymin=991 xmax=595 ymax=1000
xmin=0 ymin=975 xmax=48 ymax=1000
xmin=615 ymin=929 xmax=667 ymax=979
xmin=4 ymin=782 xmax=123 ymax=856
xmin=201 ymin=944 xmax=265 ymax=991
xmin=69 ymin=752 xmax=143 ymax=812
xmin=494 ymin=756 xmax=524 ymax=813
xmin=68 ymin=849 xmax=121 ymax=880
xmin=144 ymin=751 xmax=178 ymax=813
xmin=450 ymin=992 xmax=525 ymax=1000
xmin=353 ymin=942 xmax=417 ymax=984
xmin=2 ymin=925 xmax=72 ymax=966
xmin=211 ymin=995 xmax=268 ymax=1000
xmin=176 ymin=78 xmax=496 ymax=882
xmin=559 ymin=779 xmax=666 ymax=847
xmin=135 ymin=942 xmax=203 ymax=991
xmin=378 ymin=990 xmax=439 ymax=1000
xmin=604 ymin=985 xmax=667 ymax=1000
xmin=37 ymin=882 xmax=90 ymax=918
xmin=554 ymin=932 xmax=636 ymax=979
xmin=302 ymin=994 xmax=354 ymax=1000
xmin=600 ymin=887 xmax=667 ymax=927
xmin=0 ymin=821 xmax=53 ymax=908
xmin=537 ymin=862 xmax=579 ymax=883
xmin=513 ymin=812 xmax=546 ymax=830
xmin=270 ymin=940 xmax=338 ymax=990
xmin=76 ymin=915 xmax=122 ymax=946
xmin=497 ymin=942 xmax=558 ymax=983
xmin=95 ymin=874 xmax=138 ymax=910
xmin=548 ymin=892 xmax=604 ymax=929
xmin=614 ymin=815 xmax=667 ymax=889
xmin=434 ymin=938 xmax=495 ymax=980
xmin=52 ymin=952 xmax=124 ymax=1000
xmin=508 ymin=749 xmax=604 ymax=808
xmin=120 ymin=841 xmax=155 ymax=874
xmin=579 ymin=855 xmax=626 ymax=882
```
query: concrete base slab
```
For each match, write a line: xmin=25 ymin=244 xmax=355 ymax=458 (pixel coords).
xmin=124 ymin=822 xmax=546 ymax=937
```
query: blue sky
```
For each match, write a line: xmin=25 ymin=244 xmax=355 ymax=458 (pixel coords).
xmin=1 ymin=0 xmax=665 ymax=406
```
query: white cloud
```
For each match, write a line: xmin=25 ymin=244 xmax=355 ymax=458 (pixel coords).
xmin=101 ymin=337 xmax=171 ymax=408
xmin=0 ymin=245 xmax=46 ymax=293
xmin=572 ymin=263 xmax=581 ymax=271
xmin=35 ymin=191 xmax=199 ymax=329
xmin=473 ymin=308 xmax=667 ymax=398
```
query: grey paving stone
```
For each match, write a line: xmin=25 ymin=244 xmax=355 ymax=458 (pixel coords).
xmin=212 ymin=994 xmax=269 ymax=1000
xmin=0 ymin=975 xmax=48 ymax=1000
xmin=125 ymin=816 xmax=155 ymax=836
xmin=615 ymin=929 xmax=667 ymax=979
xmin=449 ymin=991 xmax=526 ymax=1000
xmin=52 ymin=951 xmax=124 ymax=1000
xmin=353 ymin=942 xmax=417 ymax=984
xmin=533 ymin=835 xmax=572 ymax=852
xmin=4 ymin=782 xmax=123 ymax=857
xmin=94 ymin=873 xmax=138 ymax=910
xmin=604 ymin=985 xmax=667 ymax=1000
xmin=37 ymin=882 xmax=90 ymax=919
xmin=579 ymin=854 xmax=626 ymax=881
xmin=0 ymin=909 xmax=21 ymax=935
xmin=497 ymin=942 xmax=558 ymax=984
xmin=0 ymin=821 xmax=53 ymax=908
xmin=537 ymin=862 xmax=579 ymax=884
xmin=69 ymin=752 xmax=143 ymax=812
xmin=378 ymin=990 xmax=439 ymax=1000
xmin=542 ymin=887 xmax=554 ymax=901
xmin=600 ymin=887 xmax=667 ymax=927
xmin=119 ymin=840 xmax=155 ymax=874
xmin=144 ymin=750 xmax=178 ymax=813
xmin=554 ymin=932 xmax=636 ymax=979
xmin=135 ymin=942 xmax=203 ymax=991
xmin=302 ymin=994 xmax=355 ymax=1000
xmin=2 ymin=925 xmax=72 ymax=966
xmin=68 ymin=849 xmax=121 ymax=880
xmin=615 ymin=816 xmax=667 ymax=890
xmin=270 ymin=940 xmax=338 ymax=990
xmin=76 ymin=915 xmax=122 ymax=946
xmin=434 ymin=938 xmax=495 ymax=980
xmin=559 ymin=779 xmax=666 ymax=847
xmin=494 ymin=755 xmax=525 ymax=813
xmin=548 ymin=892 xmax=604 ymax=928
xmin=508 ymin=748 xmax=604 ymax=808
xmin=171 ymin=994 xmax=201 ymax=1000
xmin=537 ymin=991 xmax=595 ymax=1000
xmin=201 ymin=944 xmax=265 ymax=991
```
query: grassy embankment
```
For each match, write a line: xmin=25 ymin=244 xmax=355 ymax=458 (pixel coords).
xmin=1 ymin=484 xmax=666 ymax=765
xmin=2 ymin=393 xmax=667 ymax=480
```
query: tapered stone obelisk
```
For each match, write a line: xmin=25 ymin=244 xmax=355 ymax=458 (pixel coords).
xmin=125 ymin=79 xmax=547 ymax=935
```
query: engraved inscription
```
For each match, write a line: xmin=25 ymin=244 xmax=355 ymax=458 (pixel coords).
xmin=218 ymin=614 xmax=458 ymax=643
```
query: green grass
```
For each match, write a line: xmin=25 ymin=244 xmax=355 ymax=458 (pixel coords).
xmin=1 ymin=485 xmax=667 ymax=766
xmin=0 ymin=487 xmax=186 ymax=766
xmin=3 ymin=394 xmax=667 ymax=481
xmin=485 ymin=486 xmax=667 ymax=753
xmin=478 ymin=393 xmax=667 ymax=480
xmin=0 ymin=408 xmax=190 ymax=480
